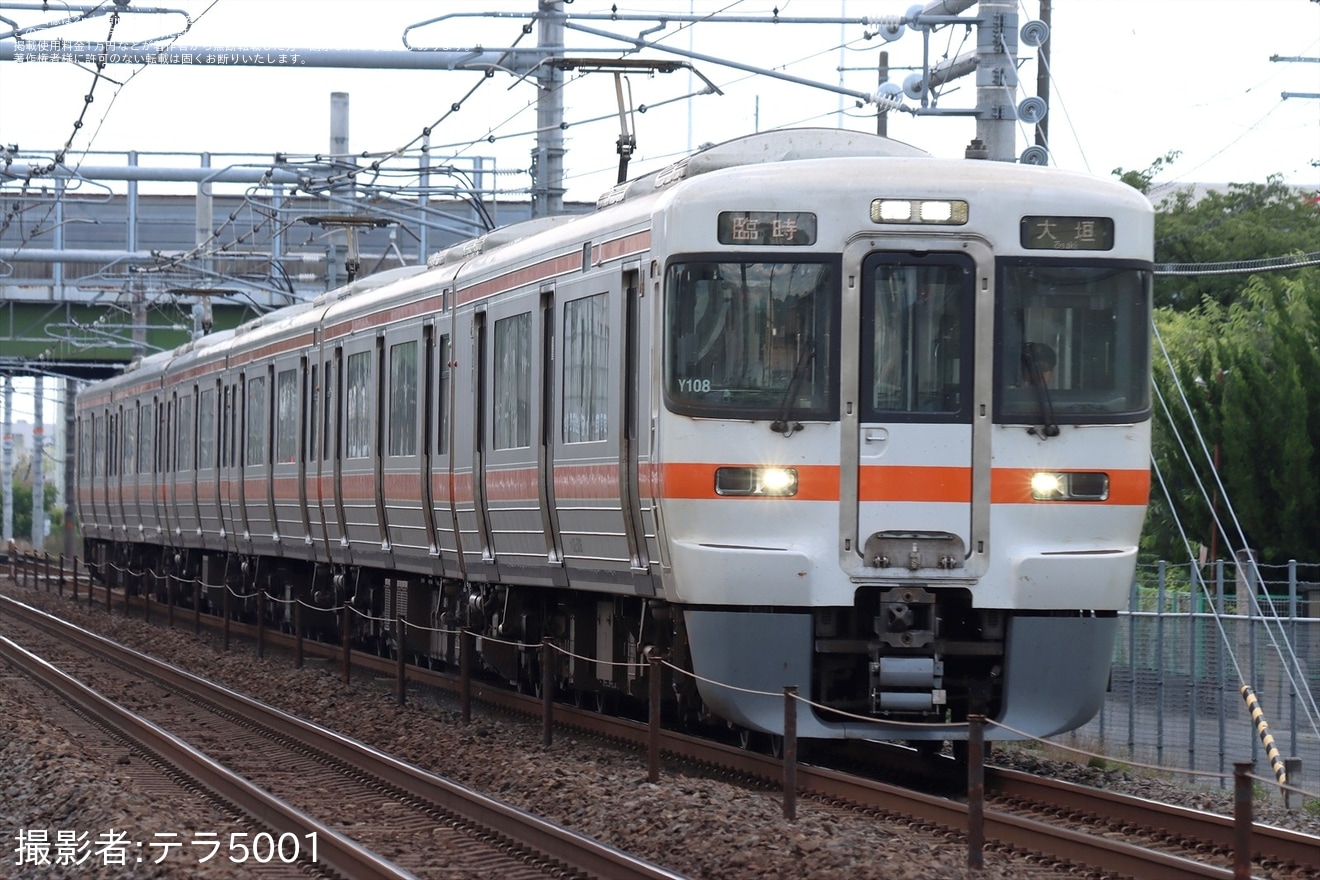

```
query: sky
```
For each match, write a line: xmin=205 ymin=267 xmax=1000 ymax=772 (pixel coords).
xmin=1 ymin=0 xmax=1319 ymax=420
xmin=1 ymin=0 xmax=1317 ymax=198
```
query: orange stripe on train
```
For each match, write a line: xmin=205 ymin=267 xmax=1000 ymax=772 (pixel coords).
xmin=658 ymin=463 xmax=1149 ymax=504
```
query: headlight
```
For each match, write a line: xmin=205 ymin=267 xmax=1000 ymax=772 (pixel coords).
xmin=1031 ymin=471 xmax=1109 ymax=501
xmin=870 ymin=198 xmax=969 ymax=225
xmin=715 ymin=466 xmax=799 ymax=497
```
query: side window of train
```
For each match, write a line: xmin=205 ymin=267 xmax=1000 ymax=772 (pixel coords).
xmin=345 ymin=350 xmax=372 ymax=458
xmin=276 ymin=368 xmax=298 ymax=463
xmin=102 ymin=412 xmax=111 ymax=475
xmin=220 ymin=387 xmax=229 ymax=468
xmin=140 ymin=401 xmax=155 ymax=474
xmin=107 ymin=411 xmax=118 ymax=478
xmin=493 ymin=312 xmax=532 ymax=450
xmin=306 ymin=363 xmax=317 ymax=464
xmin=177 ymin=392 xmax=195 ymax=471
xmin=161 ymin=402 xmax=171 ymax=473
xmin=122 ymin=405 xmax=137 ymax=476
xmin=77 ymin=417 xmax=91 ymax=480
xmin=222 ymin=386 xmax=233 ymax=468
xmin=388 ymin=339 xmax=418 ymax=457
xmin=323 ymin=360 xmax=335 ymax=461
xmin=562 ymin=293 xmax=609 ymax=443
xmin=246 ymin=374 xmax=267 ymax=466
xmin=198 ymin=388 xmax=215 ymax=469
xmin=93 ymin=414 xmax=104 ymax=478
xmin=437 ymin=335 xmax=450 ymax=456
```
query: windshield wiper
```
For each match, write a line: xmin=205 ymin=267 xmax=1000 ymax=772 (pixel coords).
xmin=770 ymin=342 xmax=815 ymax=437
xmin=1025 ymin=355 xmax=1060 ymax=439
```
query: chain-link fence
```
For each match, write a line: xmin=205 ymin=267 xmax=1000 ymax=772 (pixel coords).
xmin=1065 ymin=558 xmax=1320 ymax=792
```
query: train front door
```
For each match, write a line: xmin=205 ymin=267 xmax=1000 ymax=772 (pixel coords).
xmin=849 ymin=249 xmax=987 ymax=579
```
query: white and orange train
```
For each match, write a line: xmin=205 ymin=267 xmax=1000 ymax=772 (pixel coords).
xmin=76 ymin=129 xmax=1153 ymax=743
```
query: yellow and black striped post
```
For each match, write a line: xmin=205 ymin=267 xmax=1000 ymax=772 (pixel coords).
xmin=1240 ymin=685 xmax=1288 ymax=787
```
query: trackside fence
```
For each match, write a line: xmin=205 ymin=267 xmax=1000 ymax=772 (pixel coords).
xmin=1067 ymin=559 xmax=1320 ymax=793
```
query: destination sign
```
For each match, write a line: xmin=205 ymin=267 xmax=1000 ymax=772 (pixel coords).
xmin=717 ymin=211 xmax=817 ymax=246
xmin=1020 ymin=216 xmax=1115 ymax=251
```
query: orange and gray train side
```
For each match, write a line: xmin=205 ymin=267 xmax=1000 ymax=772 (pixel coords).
xmin=75 ymin=129 xmax=1153 ymax=742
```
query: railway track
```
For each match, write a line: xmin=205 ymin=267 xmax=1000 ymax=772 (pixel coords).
xmin=7 ymin=573 xmax=1320 ymax=879
xmin=0 ymin=594 xmax=683 ymax=880
xmin=593 ymin=725 xmax=1319 ymax=880
xmin=985 ymin=767 xmax=1319 ymax=878
xmin=168 ymin=605 xmax=1311 ymax=879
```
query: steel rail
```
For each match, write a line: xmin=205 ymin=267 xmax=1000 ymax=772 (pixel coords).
xmin=988 ymin=766 xmax=1320 ymax=871
xmin=1 ymin=595 xmax=686 ymax=880
xmin=797 ymin=763 xmax=1238 ymax=880
xmin=0 ymin=632 xmax=417 ymax=880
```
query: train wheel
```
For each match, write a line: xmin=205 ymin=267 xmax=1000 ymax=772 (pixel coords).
xmin=767 ymin=735 xmax=784 ymax=759
xmin=736 ymin=727 xmax=754 ymax=751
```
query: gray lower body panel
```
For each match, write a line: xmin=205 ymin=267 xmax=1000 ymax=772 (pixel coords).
xmin=682 ymin=608 xmax=1117 ymax=741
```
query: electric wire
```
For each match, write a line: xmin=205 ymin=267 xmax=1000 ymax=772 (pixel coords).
xmin=1152 ymin=320 xmax=1320 ymax=741
xmin=2 ymin=2 xmax=217 ymax=243
xmin=1148 ymin=451 xmax=1248 ymax=685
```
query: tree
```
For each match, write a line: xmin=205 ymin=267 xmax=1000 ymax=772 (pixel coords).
xmin=1112 ymin=150 xmax=1181 ymax=195
xmin=1117 ymin=153 xmax=1320 ymax=563
xmin=1113 ymin=153 xmax=1320 ymax=311
xmin=1146 ymin=269 xmax=1320 ymax=565
xmin=10 ymin=480 xmax=60 ymax=544
xmin=1151 ymin=177 xmax=1320 ymax=310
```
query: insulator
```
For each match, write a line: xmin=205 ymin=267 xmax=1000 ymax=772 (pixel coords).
xmin=1017 ymin=96 xmax=1048 ymax=125
xmin=1019 ymin=145 xmax=1049 ymax=166
xmin=903 ymin=73 xmax=927 ymax=100
xmin=873 ymin=84 xmax=906 ymax=112
xmin=1020 ymin=20 xmax=1050 ymax=47
xmin=864 ymin=15 xmax=905 ymax=41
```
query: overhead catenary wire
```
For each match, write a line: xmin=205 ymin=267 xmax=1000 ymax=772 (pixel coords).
xmin=0 ymin=2 xmax=220 ymax=245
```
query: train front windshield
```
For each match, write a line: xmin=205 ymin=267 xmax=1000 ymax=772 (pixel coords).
xmin=995 ymin=261 xmax=1151 ymax=424
xmin=664 ymin=259 xmax=839 ymax=420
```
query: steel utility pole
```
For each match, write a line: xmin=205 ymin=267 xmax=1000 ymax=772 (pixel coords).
xmin=1034 ymin=0 xmax=1051 ymax=152
xmin=2 ymin=377 xmax=11 ymax=548
xmin=63 ymin=377 xmax=76 ymax=560
xmin=973 ymin=0 xmax=1019 ymax=161
xmin=533 ymin=0 xmax=566 ymax=218
xmin=1273 ymin=49 xmax=1319 ymax=168
xmin=31 ymin=376 xmax=44 ymax=549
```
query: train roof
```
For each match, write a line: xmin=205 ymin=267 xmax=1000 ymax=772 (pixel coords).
xmin=310 ymin=264 xmax=429 ymax=307
xmin=426 ymin=215 xmax=570 ymax=270
xmin=424 ymin=129 xmax=929 ymax=270
xmin=596 ymin=128 xmax=929 ymax=208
